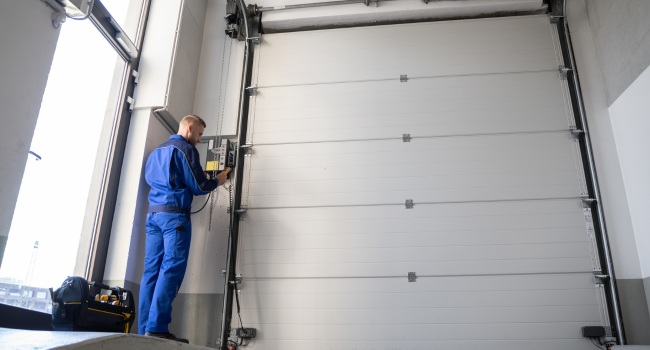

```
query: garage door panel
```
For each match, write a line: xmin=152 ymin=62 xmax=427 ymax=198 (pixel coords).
xmin=243 ymin=229 xmax=586 ymax=250
xmin=251 ymin=157 xmax=576 ymax=183
xmin=251 ymin=133 xmax=573 ymax=163
xmin=255 ymin=79 xmax=561 ymax=111
xmin=260 ymin=49 xmax=555 ymax=81
xmin=241 ymin=283 xmax=597 ymax=310
xmin=253 ymin=93 xmax=565 ymax=123
xmin=261 ymin=24 xmax=551 ymax=59
xmin=261 ymin=34 xmax=553 ymax=66
xmin=241 ymin=258 xmax=591 ymax=278
xmin=259 ymin=48 xmax=555 ymax=83
xmin=240 ymin=273 xmax=594 ymax=293
xmin=249 ymin=171 xmax=579 ymax=196
xmin=238 ymin=306 xmax=599 ymax=326
xmin=241 ymin=242 xmax=590 ymax=265
xmin=247 ymin=185 xmax=580 ymax=208
xmin=263 ymin=16 xmax=551 ymax=46
xmin=258 ymin=58 xmax=559 ymax=87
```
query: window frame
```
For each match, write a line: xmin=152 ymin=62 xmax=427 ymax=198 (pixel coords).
xmin=83 ymin=0 xmax=152 ymax=284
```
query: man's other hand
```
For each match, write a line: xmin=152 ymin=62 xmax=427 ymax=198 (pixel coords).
xmin=215 ymin=168 xmax=231 ymax=186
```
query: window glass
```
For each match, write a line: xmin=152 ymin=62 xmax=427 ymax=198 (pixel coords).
xmin=0 ymin=16 xmax=125 ymax=313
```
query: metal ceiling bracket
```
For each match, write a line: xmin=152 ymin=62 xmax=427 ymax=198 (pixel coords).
xmin=408 ymin=272 xmax=417 ymax=282
xmin=403 ymin=134 xmax=411 ymax=142
xmin=559 ymin=66 xmax=571 ymax=79
xmin=246 ymin=84 xmax=258 ymax=97
xmin=405 ymin=199 xmax=414 ymax=209
xmin=400 ymin=74 xmax=408 ymax=82
xmin=126 ymin=96 xmax=134 ymax=111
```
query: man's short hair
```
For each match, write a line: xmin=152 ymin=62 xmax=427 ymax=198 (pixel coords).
xmin=180 ymin=115 xmax=206 ymax=128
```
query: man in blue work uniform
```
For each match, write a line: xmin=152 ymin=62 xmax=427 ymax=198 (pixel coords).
xmin=139 ymin=115 xmax=228 ymax=343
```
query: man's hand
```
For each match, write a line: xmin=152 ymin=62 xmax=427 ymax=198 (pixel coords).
xmin=215 ymin=167 xmax=231 ymax=186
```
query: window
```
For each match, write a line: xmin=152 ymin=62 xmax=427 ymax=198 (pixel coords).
xmin=0 ymin=0 xmax=147 ymax=313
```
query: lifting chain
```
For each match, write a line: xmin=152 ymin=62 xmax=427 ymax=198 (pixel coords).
xmin=208 ymin=35 xmax=234 ymax=232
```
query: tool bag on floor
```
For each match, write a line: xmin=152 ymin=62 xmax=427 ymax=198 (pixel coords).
xmin=51 ymin=277 xmax=136 ymax=333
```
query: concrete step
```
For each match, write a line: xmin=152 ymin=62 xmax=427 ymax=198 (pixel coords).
xmin=0 ymin=328 xmax=215 ymax=350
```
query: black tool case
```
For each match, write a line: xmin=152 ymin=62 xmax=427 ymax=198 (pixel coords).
xmin=51 ymin=277 xmax=136 ymax=333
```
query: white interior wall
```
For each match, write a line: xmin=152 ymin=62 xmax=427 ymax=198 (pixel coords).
xmin=609 ymin=65 xmax=650 ymax=280
xmin=0 ymin=1 xmax=61 ymax=266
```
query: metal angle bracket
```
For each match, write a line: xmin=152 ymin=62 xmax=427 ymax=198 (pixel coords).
xmin=405 ymin=199 xmax=414 ymax=209
xmin=126 ymin=96 xmax=135 ymax=111
xmin=400 ymin=74 xmax=408 ymax=82
xmin=246 ymin=84 xmax=258 ymax=97
xmin=132 ymin=70 xmax=140 ymax=84
xmin=570 ymin=129 xmax=584 ymax=139
xmin=403 ymin=134 xmax=411 ymax=142
xmin=559 ymin=66 xmax=571 ymax=79
xmin=248 ymin=36 xmax=261 ymax=45
xmin=549 ymin=15 xmax=563 ymax=24
xmin=236 ymin=206 xmax=248 ymax=218
xmin=581 ymin=197 xmax=595 ymax=208
xmin=241 ymin=142 xmax=253 ymax=156
xmin=594 ymin=274 xmax=609 ymax=285
xmin=408 ymin=272 xmax=417 ymax=282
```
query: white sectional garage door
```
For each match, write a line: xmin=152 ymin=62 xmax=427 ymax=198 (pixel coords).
xmin=234 ymin=15 xmax=607 ymax=349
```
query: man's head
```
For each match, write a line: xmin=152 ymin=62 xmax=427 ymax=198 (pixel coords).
xmin=178 ymin=115 xmax=206 ymax=146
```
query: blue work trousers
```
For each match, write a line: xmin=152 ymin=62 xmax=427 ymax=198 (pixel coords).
xmin=138 ymin=212 xmax=191 ymax=334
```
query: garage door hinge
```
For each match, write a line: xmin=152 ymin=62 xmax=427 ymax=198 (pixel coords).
xmin=247 ymin=85 xmax=258 ymax=97
xmin=403 ymin=134 xmax=411 ymax=142
xmin=236 ymin=206 xmax=247 ymax=218
xmin=570 ymin=129 xmax=583 ymax=139
xmin=581 ymin=197 xmax=595 ymax=207
xmin=241 ymin=142 xmax=253 ymax=156
xmin=126 ymin=96 xmax=135 ymax=111
xmin=549 ymin=15 xmax=563 ymax=24
xmin=559 ymin=66 xmax=571 ymax=79
xmin=400 ymin=74 xmax=408 ymax=82
xmin=405 ymin=199 xmax=414 ymax=209
xmin=132 ymin=70 xmax=140 ymax=84
xmin=594 ymin=274 xmax=609 ymax=285
xmin=408 ymin=272 xmax=417 ymax=282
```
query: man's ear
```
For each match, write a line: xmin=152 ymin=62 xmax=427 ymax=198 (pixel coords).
xmin=187 ymin=123 xmax=193 ymax=133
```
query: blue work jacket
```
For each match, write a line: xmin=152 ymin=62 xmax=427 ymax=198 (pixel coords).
xmin=145 ymin=135 xmax=218 ymax=214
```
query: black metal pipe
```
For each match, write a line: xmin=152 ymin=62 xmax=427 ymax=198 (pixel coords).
xmin=219 ymin=37 xmax=256 ymax=350
xmin=257 ymin=0 xmax=463 ymax=12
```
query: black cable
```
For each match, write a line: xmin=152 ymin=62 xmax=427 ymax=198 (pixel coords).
xmin=190 ymin=191 xmax=211 ymax=214
xmin=589 ymin=337 xmax=605 ymax=350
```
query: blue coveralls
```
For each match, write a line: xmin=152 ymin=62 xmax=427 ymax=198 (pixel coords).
xmin=139 ymin=135 xmax=218 ymax=334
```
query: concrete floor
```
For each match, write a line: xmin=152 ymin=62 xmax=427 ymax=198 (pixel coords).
xmin=0 ymin=328 xmax=213 ymax=350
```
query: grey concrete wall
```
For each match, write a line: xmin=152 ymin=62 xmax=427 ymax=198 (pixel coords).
xmin=585 ymin=0 xmax=650 ymax=105
xmin=617 ymin=279 xmax=650 ymax=345
xmin=0 ymin=1 xmax=61 ymax=267
xmin=170 ymin=293 xmax=224 ymax=348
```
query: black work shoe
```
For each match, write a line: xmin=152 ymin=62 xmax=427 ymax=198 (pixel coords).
xmin=145 ymin=331 xmax=189 ymax=344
